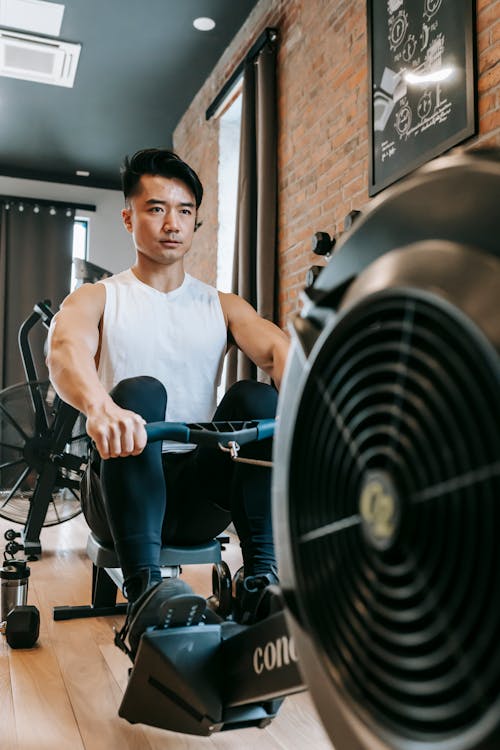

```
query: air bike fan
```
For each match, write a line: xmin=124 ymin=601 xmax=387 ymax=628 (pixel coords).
xmin=273 ymin=151 xmax=500 ymax=750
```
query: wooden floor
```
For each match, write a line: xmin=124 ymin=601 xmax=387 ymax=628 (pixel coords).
xmin=0 ymin=513 xmax=333 ymax=750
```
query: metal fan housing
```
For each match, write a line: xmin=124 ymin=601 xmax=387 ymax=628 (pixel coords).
xmin=273 ymin=151 xmax=500 ymax=750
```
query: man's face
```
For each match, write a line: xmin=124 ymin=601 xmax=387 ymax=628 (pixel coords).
xmin=122 ymin=174 xmax=197 ymax=266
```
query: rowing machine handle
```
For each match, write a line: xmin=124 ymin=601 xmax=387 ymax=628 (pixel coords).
xmin=145 ymin=419 xmax=276 ymax=448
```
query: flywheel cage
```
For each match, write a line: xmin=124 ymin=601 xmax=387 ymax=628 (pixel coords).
xmin=288 ymin=289 xmax=500 ymax=744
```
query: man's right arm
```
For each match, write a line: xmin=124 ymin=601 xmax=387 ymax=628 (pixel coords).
xmin=47 ymin=283 xmax=146 ymax=459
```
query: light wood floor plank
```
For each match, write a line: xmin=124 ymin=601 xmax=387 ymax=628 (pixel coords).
xmin=8 ymin=644 xmax=85 ymax=750
xmin=51 ymin=620 xmax=152 ymax=750
xmin=30 ymin=548 xmax=152 ymax=750
xmin=267 ymin=692 xmax=333 ymax=749
xmin=0 ymin=636 xmax=18 ymax=750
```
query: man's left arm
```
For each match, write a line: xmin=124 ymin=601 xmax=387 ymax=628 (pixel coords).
xmin=219 ymin=292 xmax=290 ymax=389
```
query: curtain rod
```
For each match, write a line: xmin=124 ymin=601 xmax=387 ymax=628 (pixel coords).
xmin=0 ymin=194 xmax=96 ymax=212
xmin=205 ymin=27 xmax=278 ymax=121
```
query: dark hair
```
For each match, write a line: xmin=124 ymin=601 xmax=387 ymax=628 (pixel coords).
xmin=121 ymin=148 xmax=203 ymax=208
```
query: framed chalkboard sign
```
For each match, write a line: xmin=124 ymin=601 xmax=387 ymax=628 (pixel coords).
xmin=367 ymin=0 xmax=476 ymax=196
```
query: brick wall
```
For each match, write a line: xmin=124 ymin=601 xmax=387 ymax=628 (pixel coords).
xmin=174 ymin=0 xmax=500 ymax=328
xmin=477 ymin=0 xmax=500 ymax=141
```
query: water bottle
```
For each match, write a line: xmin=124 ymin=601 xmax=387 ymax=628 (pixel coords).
xmin=0 ymin=560 xmax=30 ymax=622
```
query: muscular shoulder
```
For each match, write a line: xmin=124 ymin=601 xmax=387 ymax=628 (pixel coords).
xmin=218 ymin=291 xmax=250 ymax=323
xmin=48 ymin=282 xmax=106 ymax=361
xmin=218 ymin=291 xmax=260 ymax=347
xmin=57 ymin=282 xmax=106 ymax=326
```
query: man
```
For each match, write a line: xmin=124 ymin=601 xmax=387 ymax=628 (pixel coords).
xmin=47 ymin=148 xmax=289 ymax=658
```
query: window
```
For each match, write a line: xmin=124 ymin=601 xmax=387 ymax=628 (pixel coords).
xmin=217 ymin=89 xmax=242 ymax=399
xmin=71 ymin=217 xmax=88 ymax=290
xmin=217 ymin=91 xmax=242 ymax=292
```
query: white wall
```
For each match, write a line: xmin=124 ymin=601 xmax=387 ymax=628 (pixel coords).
xmin=0 ymin=175 xmax=134 ymax=273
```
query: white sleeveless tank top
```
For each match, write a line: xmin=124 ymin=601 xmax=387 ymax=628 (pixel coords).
xmin=97 ymin=269 xmax=227 ymax=450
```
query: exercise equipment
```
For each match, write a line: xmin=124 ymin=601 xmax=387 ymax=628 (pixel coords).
xmin=75 ymin=416 xmax=291 ymax=734
xmin=12 ymin=152 xmax=497 ymax=745
xmin=119 ymin=151 xmax=500 ymax=746
xmin=54 ymin=531 xmax=228 ymax=621
xmin=0 ymin=301 xmax=88 ymax=559
xmin=53 ymin=418 xmax=275 ymax=622
xmin=0 ymin=605 xmax=40 ymax=649
xmin=273 ymin=150 xmax=500 ymax=750
xmin=0 ymin=559 xmax=40 ymax=648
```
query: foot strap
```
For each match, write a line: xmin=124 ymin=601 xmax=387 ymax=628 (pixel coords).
xmin=114 ymin=593 xmax=206 ymax=658
xmin=158 ymin=593 xmax=206 ymax=628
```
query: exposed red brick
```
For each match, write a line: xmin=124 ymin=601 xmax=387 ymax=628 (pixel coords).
xmin=174 ymin=0 xmax=500 ymax=325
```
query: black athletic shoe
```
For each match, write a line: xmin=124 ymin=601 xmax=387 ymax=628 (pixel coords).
xmin=115 ymin=577 xmax=206 ymax=660
xmin=233 ymin=567 xmax=279 ymax=625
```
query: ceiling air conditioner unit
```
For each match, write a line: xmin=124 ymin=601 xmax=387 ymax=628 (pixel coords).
xmin=0 ymin=28 xmax=81 ymax=87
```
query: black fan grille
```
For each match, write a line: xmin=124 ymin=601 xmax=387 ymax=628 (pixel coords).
xmin=288 ymin=291 xmax=500 ymax=744
xmin=0 ymin=381 xmax=86 ymax=526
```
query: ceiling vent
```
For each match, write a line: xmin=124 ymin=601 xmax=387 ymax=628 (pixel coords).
xmin=0 ymin=28 xmax=80 ymax=87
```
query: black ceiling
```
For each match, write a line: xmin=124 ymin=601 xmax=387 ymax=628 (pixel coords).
xmin=0 ymin=0 xmax=259 ymax=189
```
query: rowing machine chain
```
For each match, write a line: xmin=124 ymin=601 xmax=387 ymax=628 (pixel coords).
xmin=218 ymin=441 xmax=273 ymax=468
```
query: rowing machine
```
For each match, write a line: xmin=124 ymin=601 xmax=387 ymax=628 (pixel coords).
xmin=116 ymin=417 xmax=306 ymax=734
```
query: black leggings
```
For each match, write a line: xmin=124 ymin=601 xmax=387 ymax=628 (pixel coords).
xmin=81 ymin=376 xmax=278 ymax=582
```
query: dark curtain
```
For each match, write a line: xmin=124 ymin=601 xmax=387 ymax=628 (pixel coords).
xmin=225 ymin=40 xmax=278 ymax=387
xmin=0 ymin=199 xmax=74 ymax=388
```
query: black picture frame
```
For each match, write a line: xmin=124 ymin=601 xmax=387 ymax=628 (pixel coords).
xmin=367 ymin=0 xmax=477 ymax=196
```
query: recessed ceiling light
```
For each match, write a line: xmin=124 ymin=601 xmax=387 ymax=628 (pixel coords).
xmin=193 ymin=17 xmax=215 ymax=31
xmin=76 ymin=170 xmax=90 ymax=177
